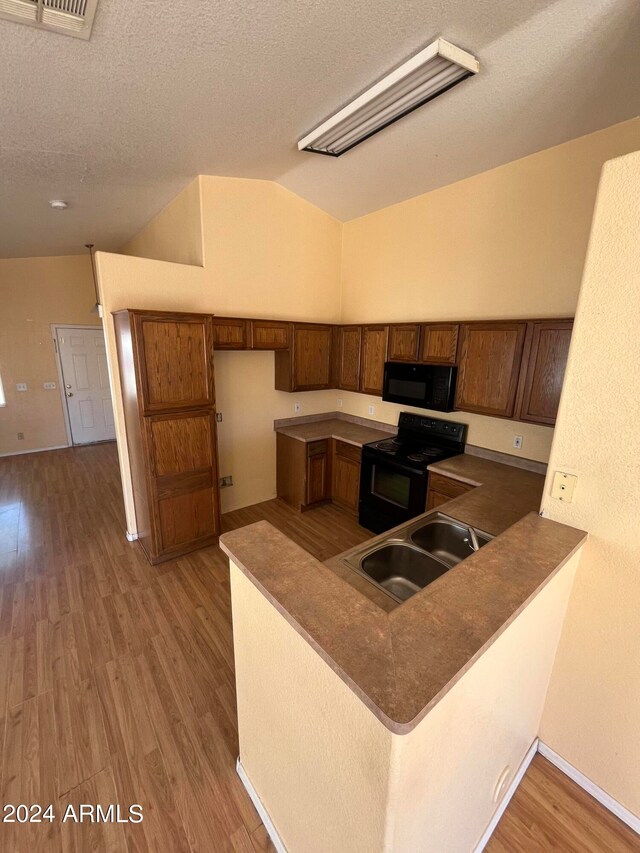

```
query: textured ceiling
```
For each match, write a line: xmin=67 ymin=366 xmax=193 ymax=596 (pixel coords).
xmin=1 ymin=0 xmax=639 ymax=258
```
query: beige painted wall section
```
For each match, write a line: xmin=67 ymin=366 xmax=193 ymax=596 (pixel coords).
xmin=339 ymin=392 xmax=553 ymax=465
xmin=539 ymin=151 xmax=640 ymax=818
xmin=199 ymin=176 xmax=342 ymax=321
xmin=121 ymin=177 xmax=204 ymax=267
xmin=0 ymin=254 xmax=101 ymax=455
xmin=230 ymin=549 xmax=581 ymax=852
xmin=341 ymin=117 xmax=640 ymax=324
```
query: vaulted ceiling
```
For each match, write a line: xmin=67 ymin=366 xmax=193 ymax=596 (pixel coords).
xmin=1 ymin=0 xmax=639 ymax=258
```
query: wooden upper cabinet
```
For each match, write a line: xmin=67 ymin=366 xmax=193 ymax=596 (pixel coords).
xmin=250 ymin=320 xmax=291 ymax=350
xmin=360 ymin=325 xmax=389 ymax=396
xmin=274 ymin=324 xmax=333 ymax=391
xmin=455 ymin=322 xmax=527 ymax=418
xmin=336 ymin=326 xmax=362 ymax=391
xmin=421 ymin=323 xmax=459 ymax=365
xmin=388 ymin=324 xmax=421 ymax=362
xmin=516 ymin=320 xmax=573 ymax=425
xmin=134 ymin=312 xmax=215 ymax=412
xmin=211 ymin=317 xmax=248 ymax=350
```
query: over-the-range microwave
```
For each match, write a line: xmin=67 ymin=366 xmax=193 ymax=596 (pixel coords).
xmin=382 ymin=362 xmax=457 ymax=411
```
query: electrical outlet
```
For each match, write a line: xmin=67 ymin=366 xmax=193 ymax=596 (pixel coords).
xmin=294 ymin=402 xmax=301 ymax=413
xmin=17 ymin=432 xmax=24 ymax=440
xmin=368 ymin=405 xmax=375 ymax=415
xmin=219 ymin=475 xmax=233 ymax=488
xmin=16 ymin=383 xmax=27 ymax=392
xmin=337 ymin=398 xmax=343 ymax=408
xmin=551 ymin=471 xmax=577 ymax=502
xmin=513 ymin=435 xmax=523 ymax=449
xmin=215 ymin=412 xmax=223 ymax=422
xmin=43 ymin=381 xmax=56 ymax=390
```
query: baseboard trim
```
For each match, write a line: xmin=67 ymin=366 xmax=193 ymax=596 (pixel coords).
xmin=0 ymin=444 xmax=69 ymax=458
xmin=473 ymin=738 xmax=539 ymax=852
xmin=537 ymin=741 xmax=640 ymax=835
xmin=125 ymin=531 xmax=138 ymax=542
xmin=236 ymin=758 xmax=287 ymax=853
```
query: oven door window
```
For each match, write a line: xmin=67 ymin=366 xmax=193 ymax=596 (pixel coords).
xmin=370 ymin=464 xmax=412 ymax=509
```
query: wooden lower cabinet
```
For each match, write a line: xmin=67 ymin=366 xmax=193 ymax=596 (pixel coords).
xmin=113 ymin=310 xmax=220 ymax=564
xmin=331 ymin=440 xmax=361 ymax=514
xmin=276 ymin=434 xmax=331 ymax=510
xmin=277 ymin=434 xmax=362 ymax=513
xmin=426 ymin=472 xmax=474 ymax=511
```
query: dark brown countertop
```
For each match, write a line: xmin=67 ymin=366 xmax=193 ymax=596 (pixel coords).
xmin=274 ymin=417 xmax=391 ymax=448
xmin=220 ymin=508 xmax=586 ymax=734
xmin=426 ymin=454 xmax=547 ymax=536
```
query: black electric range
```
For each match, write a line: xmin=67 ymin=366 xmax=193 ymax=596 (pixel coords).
xmin=359 ymin=412 xmax=467 ymax=534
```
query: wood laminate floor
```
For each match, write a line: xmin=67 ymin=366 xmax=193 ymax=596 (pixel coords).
xmin=0 ymin=443 xmax=636 ymax=852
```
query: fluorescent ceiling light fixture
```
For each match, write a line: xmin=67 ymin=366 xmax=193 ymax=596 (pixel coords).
xmin=298 ymin=38 xmax=479 ymax=157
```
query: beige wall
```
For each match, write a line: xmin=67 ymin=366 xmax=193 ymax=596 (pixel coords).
xmin=121 ymin=177 xmax=205 ymax=267
xmin=231 ymin=548 xmax=581 ymax=851
xmin=0 ymin=255 xmax=101 ymax=455
xmin=341 ymin=118 xmax=640 ymax=325
xmin=199 ymin=176 xmax=342 ymax=320
xmin=539 ymin=151 xmax=640 ymax=818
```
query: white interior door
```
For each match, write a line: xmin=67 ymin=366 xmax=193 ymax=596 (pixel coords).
xmin=56 ymin=326 xmax=116 ymax=445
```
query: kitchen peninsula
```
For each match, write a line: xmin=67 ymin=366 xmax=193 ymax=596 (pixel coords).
xmin=221 ymin=417 xmax=586 ymax=852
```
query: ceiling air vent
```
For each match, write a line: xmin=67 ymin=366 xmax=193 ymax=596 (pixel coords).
xmin=0 ymin=0 xmax=98 ymax=39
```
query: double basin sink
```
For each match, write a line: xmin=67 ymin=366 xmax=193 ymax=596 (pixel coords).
xmin=344 ymin=512 xmax=493 ymax=603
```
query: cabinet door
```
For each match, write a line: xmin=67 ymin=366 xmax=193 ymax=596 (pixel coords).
xmin=388 ymin=324 xmax=421 ymax=362
xmin=306 ymin=441 xmax=330 ymax=505
xmin=145 ymin=410 xmax=220 ymax=558
xmin=421 ymin=324 xmax=459 ymax=365
xmin=293 ymin=325 xmax=333 ymax=390
xmin=517 ymin=320 xmax=573 ymax=425
xmin=455 ymin=322 xmax=527 ymax=418
xmin=360 ymin=325 xmax=389 ymax=396
xmin=211 ymin=317 xmax=248 ymax=350
xmin=337 ymin=326 xmax=362 ymax=391
xmin=250 ymin=320 xmax=291 ymax=350
xmin=426 ymin=490 xmax=450 ymax=511
xmin=134 ymin=312 xmax=215 ymax=412
xmin=332 ymin=441 xmax=361 ymax=513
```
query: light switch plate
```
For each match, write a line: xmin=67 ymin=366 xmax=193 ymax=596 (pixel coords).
xmin=551 ymin=471 xmax=577 ymax=502
xmin=16 ymin=383 xmax=27 ymax=392
xmin=43 ymin=381 xmax=56 ymax=390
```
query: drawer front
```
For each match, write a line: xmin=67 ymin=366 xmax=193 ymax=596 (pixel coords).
xmin=307 ymin=440 xmax=328 ymax=457
xmin=428 ymin=472 xmax=474 ymax=499
xmin=334 ymin=439 xmax=361 ymax=463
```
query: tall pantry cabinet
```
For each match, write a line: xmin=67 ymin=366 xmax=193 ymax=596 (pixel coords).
xmin=113 ymin=310 xmax=220 ymax=564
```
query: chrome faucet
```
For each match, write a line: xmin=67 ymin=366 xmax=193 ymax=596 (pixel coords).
xmin=464 ymin=527 xmax=480 ymax=552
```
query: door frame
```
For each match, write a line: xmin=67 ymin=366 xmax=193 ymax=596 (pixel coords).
xmin=51 ymin=323 xmax=108 ymax=447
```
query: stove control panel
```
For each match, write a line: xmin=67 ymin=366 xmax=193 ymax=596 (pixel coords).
xmin=398 ymin=412 xmax=466 ymax=442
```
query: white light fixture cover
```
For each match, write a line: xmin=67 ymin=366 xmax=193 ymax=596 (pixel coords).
xmin=298 ymin=38 xmax=479 ymax=157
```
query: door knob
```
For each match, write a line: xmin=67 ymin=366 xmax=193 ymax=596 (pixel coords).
xmin=66 ymin=391 xmax=74 ymax=397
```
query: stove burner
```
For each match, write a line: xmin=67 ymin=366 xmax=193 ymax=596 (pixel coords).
xmin=376 ymin=438 xmax=400 ymax=452
xmin=407 ymin=449 xmax=441 ymax=462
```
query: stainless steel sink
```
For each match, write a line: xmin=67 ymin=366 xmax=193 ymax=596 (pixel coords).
xmin=344 ymin=512 xmax=493 ymax=603
xmin=407 ymin=516 xmax=492 ymax=567
xmin=359 ymin=543 xmax=451 ymax=602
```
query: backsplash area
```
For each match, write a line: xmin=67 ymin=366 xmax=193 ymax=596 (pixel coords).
xmin=335 ymin=392 xmax=554 ymax=466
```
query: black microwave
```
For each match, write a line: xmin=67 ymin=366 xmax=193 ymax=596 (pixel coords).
xmin=382 ymin=362 xmax=457 ymax=411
